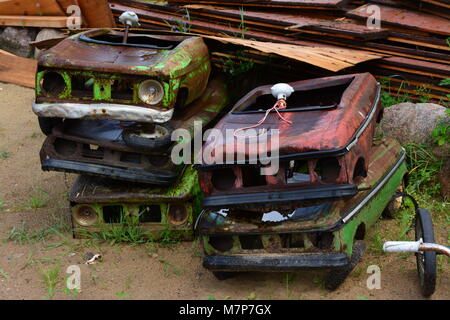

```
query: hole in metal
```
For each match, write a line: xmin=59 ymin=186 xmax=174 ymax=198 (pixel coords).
xmin=139 ymin=205 xmax=161 ymax=223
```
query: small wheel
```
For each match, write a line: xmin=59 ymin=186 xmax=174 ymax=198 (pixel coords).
xmin=382 ymin=178 xmax=406 ymax=219
xmin=38 ymin=116 xmax=62 ymax=135
xmin=415 ymin=209 xmax=436 ymax=297
xmin=122 ymin=123 xmax=172 ymax=151
xmin=325 ymin=241 xmax=365 ymax=291
xmin=212 ymin=271 xmax=235 ymax=281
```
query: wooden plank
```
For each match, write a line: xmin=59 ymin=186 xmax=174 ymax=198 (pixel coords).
xmin=0 ymin=15 xmax=68 ymax=27
xmin=0 ymin=50 xmax=37 ymax=88
xmin=0 ymin=0 xmax=65 ymax=15
xmin=78 ymin=0 xmax=116 ymax=27
xmin=56 ymin=0 xmax=79 ymax=11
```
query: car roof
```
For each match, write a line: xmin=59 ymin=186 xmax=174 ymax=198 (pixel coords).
xmin=204 ymin=73 xmax=380 ymax=160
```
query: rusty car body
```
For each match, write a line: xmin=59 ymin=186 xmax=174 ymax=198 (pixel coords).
xmin=197 ymin=138 xmax=407 ymax=284
xmin=196 ymin=73 xmax=383 ymax=209
xmin=32 ymin=28 xmax=211 ymax=130
xmin=69 ymin=165 xmax=201 ymax=240
xmin=39 ymin=76 xmax=228 ymax=184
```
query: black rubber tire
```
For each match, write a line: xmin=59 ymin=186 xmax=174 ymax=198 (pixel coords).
xmin=122 ymin=124 xmax=173 ymax=151
xmin=38 ymin=116 xmax=62 ymax=135
xmin=415 ymin=209 xmax=436 ymax=297
xmin=212 ymin=271 xmax=236 ymax=281
xmin=325 ymin=241 xmax=366 ymax=291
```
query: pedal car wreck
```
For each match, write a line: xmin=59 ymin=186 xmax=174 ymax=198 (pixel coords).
xmin=39 ymin=76 xmax=228 ymax=184
xmin=32 ymin=27 xmax=211 ymax=133
xmin=196 ymin=138 xmax=407 ymax=288
xmin=196 ymin=73 xmax=383 ymax=209
xmin=70 ymin=166 xmax=201 ymax=240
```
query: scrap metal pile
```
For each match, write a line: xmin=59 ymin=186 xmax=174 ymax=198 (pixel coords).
xmin=24 ymin=1 xmax=445 ymax=291
xmin=33 ymin=25 xmax=229 ymax=240
xmin=109 ymin=0 xmax=450 ymax=103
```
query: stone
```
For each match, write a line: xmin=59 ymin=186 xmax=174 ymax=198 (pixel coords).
xmin=34 ymin=28 xmax=65 ymax=59
xmin=0 ymin=27 xmax=38 ymax=58
xmin=381 ymin=102 xmax=448 ymax=145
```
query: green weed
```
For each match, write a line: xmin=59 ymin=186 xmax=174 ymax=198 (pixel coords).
xmin=0 ymin=150 xmax=11 ymax=159
xmin=41 ymin=266 xmax=60 ymax=298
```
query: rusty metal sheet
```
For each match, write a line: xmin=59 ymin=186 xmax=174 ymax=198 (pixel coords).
xmin=197 ymin=138 xmax=404 ymax=235
xmin=203 ymin=73 xmax=380 ymax=160
xmin=347 ymin=4 xmax=450 ymax=36
xmin=39 ymin=29 xmax=209 ymax=78
xmin=69 ymin=165 xmax=198 ymax=203
xmin=39 ymin=76 xmax=229 ymax=183
xmin=169 ymin=0 xmax=352 ymax=9
xmin=111 ymin=3 xmax=384 ymax=72
xmin=185 ymin=5 xmax=389 ymax=40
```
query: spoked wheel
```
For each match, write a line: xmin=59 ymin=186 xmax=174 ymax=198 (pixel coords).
xmin=415 ymin=209 xmax=436 ymax=297
xmin=122 ymin=123 xmax=173 ymax=151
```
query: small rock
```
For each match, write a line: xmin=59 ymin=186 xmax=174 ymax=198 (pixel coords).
xmin=439 ymin=159 xmax=450 ymax=199
xmin=0 ymin=27 xmax=38 ymax=58
xmin=34 ymin=28 xmax=65 ymax=59
xmin=381 ymin=103 xmax=448 ymax=145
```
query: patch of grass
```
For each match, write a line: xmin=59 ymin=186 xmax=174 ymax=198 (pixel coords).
xmin=284 ymin=273 xmax=295 ymax=299
xmin=368 ymin=229 xmax=384 ymax=255
xmin=404 ymin=143 xmax=443 ymax=196
xmin=4 ymin=215 xmax=70 ymax=245
xmin=0 ymin=269 xmax=10 ymax=279
xmin=380 ymin=76 xmax=442 ymax=107
xmin=395 ymin=201 xmax=416 ymax=241
xmin=431 ymin=118 xmax=450 ymax=147
xmin=29 ymin=189 xmax=49 ymax=209
xmin=380 ymin=76 xmax=411 ymax=108
xmin=244 ymin=292 xmax=257 ymax=300
xmin=159 ymin=259 xmax=183 ymax=278
xmin=223 ymin=52 xmax=255 ymax=77
xmin=63 ymin=287 xmax=80 ymax=298
xmin=30 ymin=132 xmax=40 ymax=139
xmin=41 ymin=266 xmax=60 ymax=299
xmin=356 ymin=295 xmax=369 ymax=300
xmin=79 ymin=214 xmax=152 ymax=246
xmin=0 ymin=150 xmax=11 ymax=159
xmin=115 ymin=290 xmax=129 ymax=299
xmin=166 ymin=8 xmax=191 ymax=33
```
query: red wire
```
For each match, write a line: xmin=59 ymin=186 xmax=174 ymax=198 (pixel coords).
xmin=234 ymin=99 xmax=292 ymax=138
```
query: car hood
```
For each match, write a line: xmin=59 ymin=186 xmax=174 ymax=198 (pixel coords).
xmin=39 ymin=29 xmax=209 ymax=78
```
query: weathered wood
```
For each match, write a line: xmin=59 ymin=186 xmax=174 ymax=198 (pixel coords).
xmin=0 ymin=0 xmax=65 ymax=15
xmin=77 ymin=0 xmax=116 ymax=27
xmin=0 ymin=15 xmax=68 ymax=27
xmin=0 ymin=50 xmax=37 ymax=88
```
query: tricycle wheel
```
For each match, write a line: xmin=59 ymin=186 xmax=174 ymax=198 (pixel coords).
xmin=325 ymin=241 xmax=365 ymax=291
xmin=122 ymin=123 xmax=172 ymax=151
xmin=415 ymin=209 xmax=436 ymax=297
xmin=212 ymin=271 xmax=236 ymax=281
xmin=38 ymin=116 xmax=62 ymax=135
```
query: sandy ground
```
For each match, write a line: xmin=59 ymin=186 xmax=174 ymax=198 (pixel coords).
xmin=0 ymin=83 xmax=448 ymax=300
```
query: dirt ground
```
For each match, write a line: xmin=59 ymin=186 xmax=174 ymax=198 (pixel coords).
xmin=0 ymin=82 xmax=448 ymax=300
